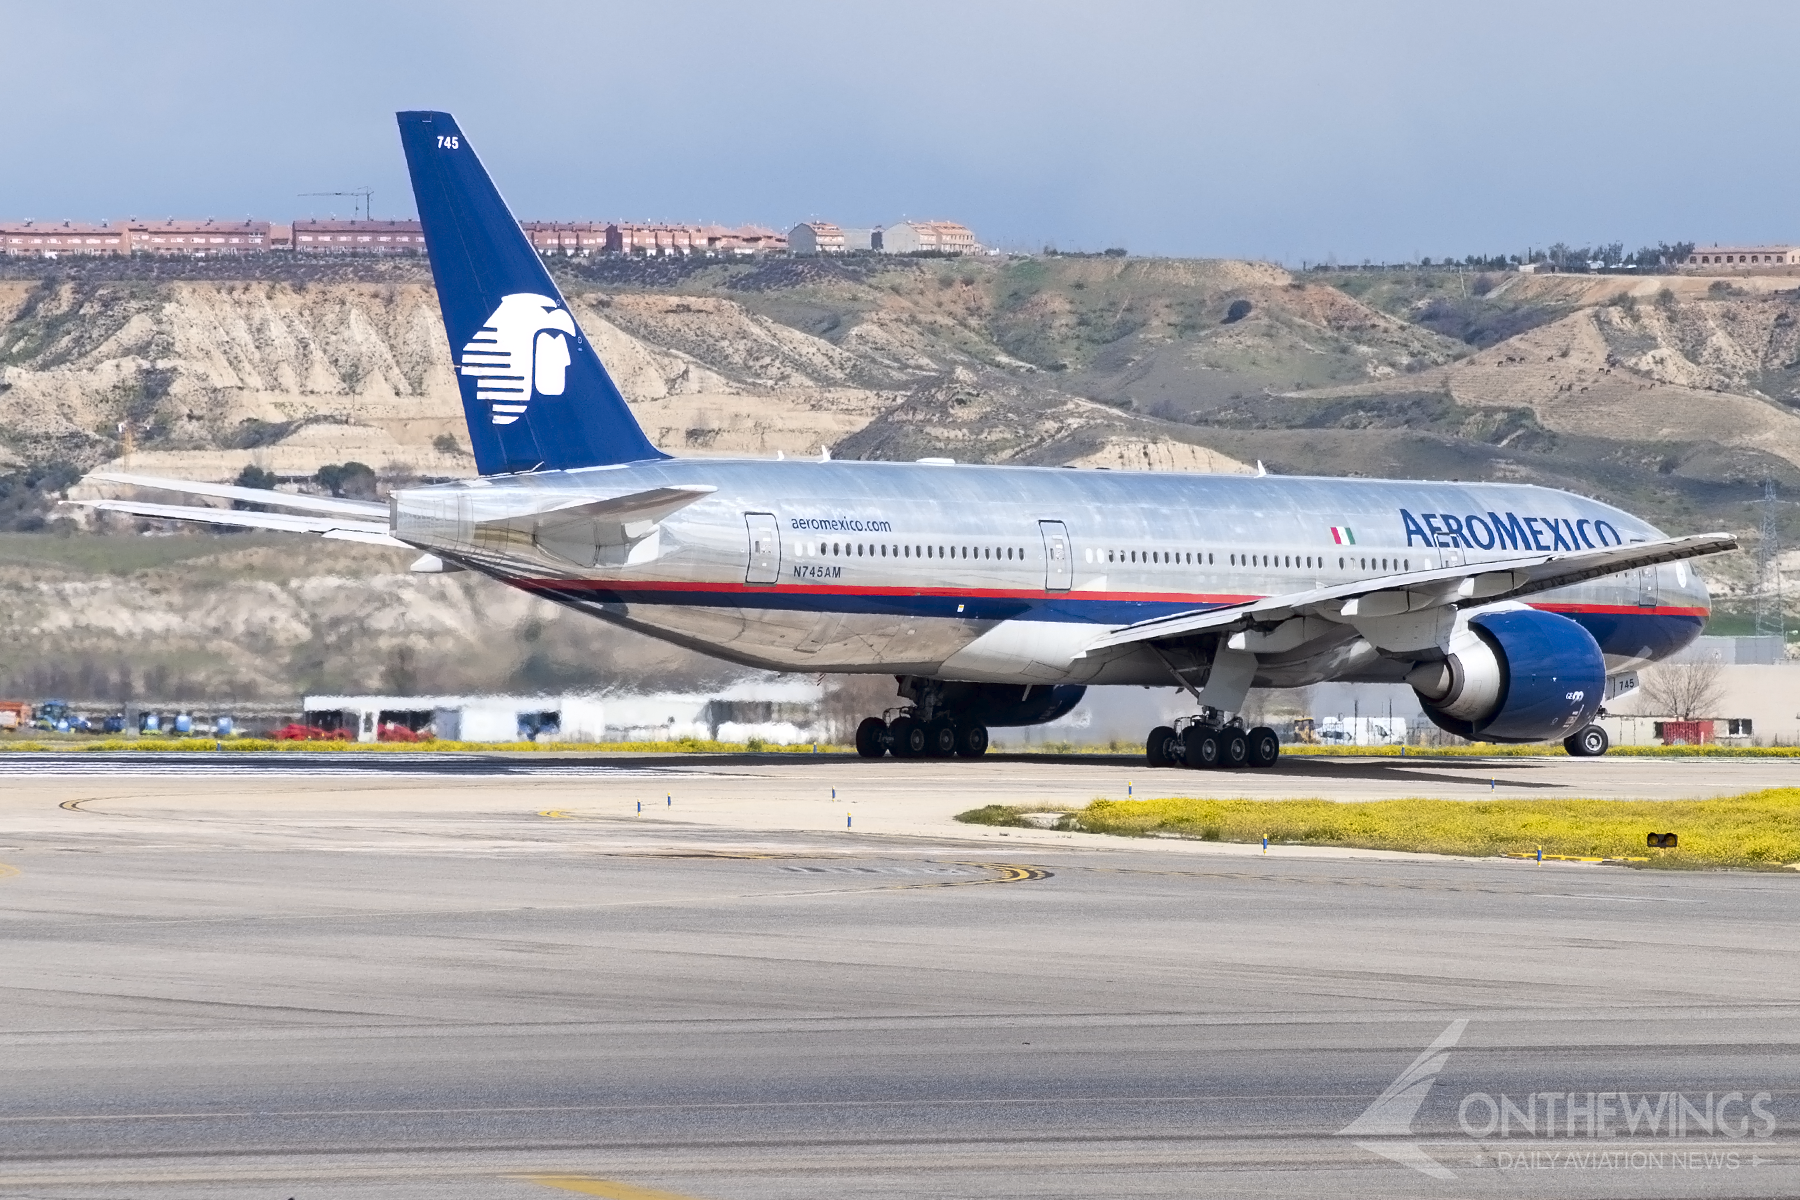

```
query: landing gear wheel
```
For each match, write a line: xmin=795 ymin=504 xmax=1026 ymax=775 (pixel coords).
xmin=1246 ymin=726 xmax=1280 ymax=769
xmin=890 ymin=716 xmax=926 ymax=758
xmin=1147 ymin=725 xmax=1179 ymax=767
xmin=1220 ymin=731 xmax=1250 ymax=769
xmin=1565 ymin=724 xmax=1609 ymax=757
xmin=924 ymin=720 xmax=957 ymax=758
xmin=1185 ymin=730 xmax=1221 ymax=769
xmin=956 ymin=723 xmax=989 ymax=758
xmin=855 ymin=717 xmax=889 ymax=759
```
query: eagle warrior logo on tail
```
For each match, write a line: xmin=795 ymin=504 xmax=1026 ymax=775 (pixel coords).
xmin=458 ymin=293 xmax=577 ymax=425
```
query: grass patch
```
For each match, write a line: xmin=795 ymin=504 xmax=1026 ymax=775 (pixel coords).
xmin=957 ymin=790 xmax=1800 ymax=869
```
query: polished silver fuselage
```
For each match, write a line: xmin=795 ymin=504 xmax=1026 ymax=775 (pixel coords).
xmin=392 ymin=459 xmax=1710 ymax=689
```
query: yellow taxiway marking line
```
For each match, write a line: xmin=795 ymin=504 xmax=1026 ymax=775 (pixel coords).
xmin=519 ymin=1176 xmax=712 ymax=1199
xmin=0 ymin=863 xmax=18 ymax=882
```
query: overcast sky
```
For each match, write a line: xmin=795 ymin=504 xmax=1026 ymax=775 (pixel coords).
xmin=7 ymin=1 xmax=1796 ymax=262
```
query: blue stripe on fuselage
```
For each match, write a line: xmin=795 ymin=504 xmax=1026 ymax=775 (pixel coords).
xmin=518 ymin=580 xmax=1707 ymax=656
xmin=1559 ymin=609 xmax=1705 ymax=662
xmin=519 ymin=581 xmax=1224 ymax=625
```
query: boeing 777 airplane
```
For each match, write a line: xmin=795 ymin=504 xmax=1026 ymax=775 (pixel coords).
xmin=80 ymin=111 xmax=1737 ymax=766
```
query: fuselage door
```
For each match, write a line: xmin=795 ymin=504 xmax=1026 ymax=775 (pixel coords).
xmin=745 ymin=512 xmax=781 ymax=585
xmin=1039 ymin=520 xmax=1072 ymax=592
xmin=1631 ymin=538 xmax=1657 ymax=607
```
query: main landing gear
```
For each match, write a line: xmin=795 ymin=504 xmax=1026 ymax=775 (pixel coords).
xmin=856 ymin=714 xmax=989 ymax=759
xmin=1146 ymin=708 xmax=1280 ymax=770
xmin=1563 ymin=723 xmax=1610 ymax=757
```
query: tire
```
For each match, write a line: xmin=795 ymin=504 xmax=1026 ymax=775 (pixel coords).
xmin=890 ymin=716 xmax=926 ymax=758
xmin=1564 ymin=724 xmax=1609 ymax=757
xmin=855 ymin=717 xmax=889 ymax=759
xmin=956 ymin=723 xmax=989 ymax=758
xmin=1146 ymin=725 xmax=1178 ymax=767
xmin=1185 ymin=730 xmax=1221 ymax=769
xmin=1246 ymin=727 xmax=1280 ymax=769
xmin=925 ymin=720 xmax=958 ymax=758
xmin=1220 ymin=731 xmax=1250 ymax=769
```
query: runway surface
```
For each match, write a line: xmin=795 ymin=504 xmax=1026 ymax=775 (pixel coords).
xmin=1 ymin=754 xmax=1797 ymax=1198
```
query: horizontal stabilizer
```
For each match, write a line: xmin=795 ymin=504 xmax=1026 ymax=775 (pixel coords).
xmin=88 ymin=472 xmax=388 ymax=519
xmin=472 ymin=484 xmax=716 ymax=567
xmin=1084 ymin=531 xmax=1737 ymax=654
xmin=74 ymin=498 xmax=406 ymax=547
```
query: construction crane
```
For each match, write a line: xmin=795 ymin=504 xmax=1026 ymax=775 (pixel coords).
xmin=298 ymin=188 xmax=374 ymax=220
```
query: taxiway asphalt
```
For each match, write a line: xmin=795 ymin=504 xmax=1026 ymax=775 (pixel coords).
xmin=1 ymin=754 xmax=1795 ymax=1199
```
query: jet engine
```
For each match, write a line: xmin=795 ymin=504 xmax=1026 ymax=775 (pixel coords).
xmin=1407 ymin=609 xmax=1604 ymax=743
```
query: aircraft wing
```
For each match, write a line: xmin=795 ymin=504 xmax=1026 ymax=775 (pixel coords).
xmin=1082 ymin=531 xmax=1737 ymax=654
xmin=87 ymin=471 xmax=389 ymax=519
xmin=74 ymin=498 xmax=407 ymax=547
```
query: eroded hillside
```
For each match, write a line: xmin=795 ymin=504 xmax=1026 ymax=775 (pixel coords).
xmin=0 ymin=533 xmax=737 ymax=701
xmin=0 ymin=253 xmax=1791 ymax=694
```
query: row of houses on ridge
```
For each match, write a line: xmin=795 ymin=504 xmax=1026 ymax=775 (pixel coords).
xmin=0 ymin=216 xmax=981 ymax=258
xmin=788 ymin=220 xmax=978 ymax=255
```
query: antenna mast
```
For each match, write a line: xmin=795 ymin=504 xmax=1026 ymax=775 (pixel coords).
xmin=297 ymin=188 xmax=375 ymax=220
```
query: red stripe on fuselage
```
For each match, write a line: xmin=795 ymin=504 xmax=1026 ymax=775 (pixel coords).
xmin=508 ymin=577 xmax=1704 ymax=618
xmin=1531 ymin=602 xmax=1708 ymax=618
xmin=514 ymin=578 xmax=1259 ymax=605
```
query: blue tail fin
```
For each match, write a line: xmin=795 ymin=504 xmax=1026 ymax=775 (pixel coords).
xmin=397 ymin=110 xmax=666 ymax=475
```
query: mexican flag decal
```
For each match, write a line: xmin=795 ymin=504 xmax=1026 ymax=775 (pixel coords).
xmin=1329 ymin=526 xmax=1356 ymax=545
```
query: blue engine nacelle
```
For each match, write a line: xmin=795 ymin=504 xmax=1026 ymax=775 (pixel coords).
xmin=1409 ymin=609 xmax=1605 ymax=743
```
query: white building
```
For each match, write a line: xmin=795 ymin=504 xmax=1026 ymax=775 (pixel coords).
xmin=600 ymin=678 xmax=825 ymax=744
xmin=302 ymin=679 xmax=826 ymax=745
xmin=787 ymin=222 xmax=844 ymax=255
xmin=881 ymin=220 xmax=977 ymax=255
xmin=303 ymin=694 xmax=605 ymax=743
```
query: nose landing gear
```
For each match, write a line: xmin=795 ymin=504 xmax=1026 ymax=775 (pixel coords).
xmin=1145 ymin=708 xmax=1280 ymax=770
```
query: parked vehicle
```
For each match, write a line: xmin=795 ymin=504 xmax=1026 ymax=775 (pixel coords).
xmin=32 ymin=701 xmax=91 ymax=733
xmin=273 ymin=724 xmax=351 ymax=741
